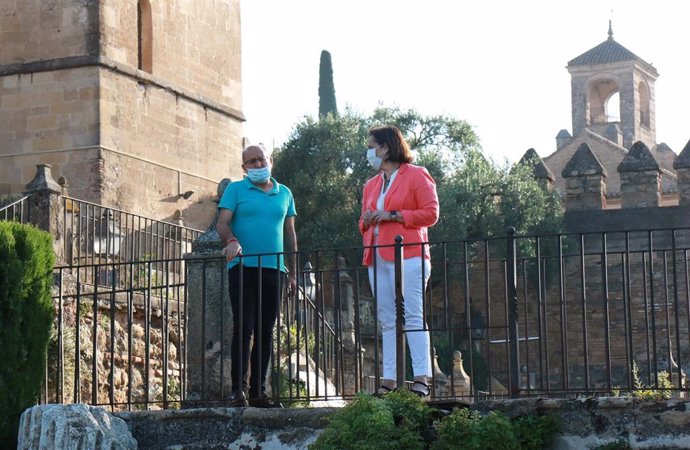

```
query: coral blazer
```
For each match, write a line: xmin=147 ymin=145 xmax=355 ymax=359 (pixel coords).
xmin=359 ymin=163 xmax=439 ymax=266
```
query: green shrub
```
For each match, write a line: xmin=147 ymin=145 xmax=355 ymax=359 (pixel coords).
xmin=513 ymin=414 xmax=560 ymax=450
xmin=312 ymin=392 xmax=560 ymax=450
xmin=310 ymin=391 xmax=428 ymax=450
xmin=0 ymin=222 xmax=55 ymax=447
xmin=433 ymin=409 xmax=519 ymax=450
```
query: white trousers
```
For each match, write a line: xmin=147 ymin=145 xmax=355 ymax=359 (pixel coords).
xmin=368 ymin=252 xmax=431 ymax=380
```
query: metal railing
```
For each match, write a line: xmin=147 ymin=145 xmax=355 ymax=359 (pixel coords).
xmin=42 ymin=226 xmax=690 ymax=410
xmin=0 ymin=195 xmax=30 ymax=222
xmin=62 ymin=196 xmax=201 ymax=266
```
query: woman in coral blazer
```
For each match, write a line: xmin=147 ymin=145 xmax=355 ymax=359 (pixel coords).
xmin=359 ymin=125 xmax=439 ymax=397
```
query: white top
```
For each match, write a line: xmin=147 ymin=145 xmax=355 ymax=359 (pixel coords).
xmin=374 ymin=168 xmax=399 ymax=238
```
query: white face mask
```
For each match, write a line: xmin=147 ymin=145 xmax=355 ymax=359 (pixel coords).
xmin=367 ymin=147 xmax=383 ymax=170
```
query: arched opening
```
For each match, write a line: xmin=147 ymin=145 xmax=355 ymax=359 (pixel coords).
xmin=638 ymin=81 xmax=650 ymax=127
xmin=137 ymin=0 xmax=153 ymax=73
xmin=605 ymin=92 xmax=620 ymax=122
xmin=587 ymin=78 xmax=619 ymax=125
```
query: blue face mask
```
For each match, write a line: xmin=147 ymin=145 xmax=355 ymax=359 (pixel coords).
xmin=247 ymin=166 xmax=271 ymax=184
xmin=367 ymin=147 xmax=383 ymax=170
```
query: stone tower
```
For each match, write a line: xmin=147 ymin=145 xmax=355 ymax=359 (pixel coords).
xmin=567 ymin=21 xmax=658 ymax=151
xmin=544 ymin=22 xmax=677 ymax=207
xmin=0 ymin=0 xmax=245 ymax=228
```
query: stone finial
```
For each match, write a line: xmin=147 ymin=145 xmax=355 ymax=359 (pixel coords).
xmin=192 ymin=178 xmax=232 ymax=253
xmin=431 ymin=347 xmax=448 ymax=397
xmin=673 ymin=139 xmax=690 ymax=206
xmin=216 ymin=177 xmax=231 ymax=202
xmin=518 ymin=148 xmax=555 ymax=182
xmin=562 ymin=143 xmax=607 ymax=178
xmin=617 ymin=141 xmax=660 ymax=173
xmin=57 ymin=176 xmax=69 ymax=196
xmin=556 ymin=129 xmax=573 ymax=150
xmin=23 ymin=164 xmax=61 ymax=194
xmin=562 ymin=143 xmax=607 ymax=211
xmin=673 ymin=139 xmax=690 ymax=170
xmin=617 ymin=141 xmax=661 ymax=208
xmin=452 ymin=350 xmax=471 ymax=397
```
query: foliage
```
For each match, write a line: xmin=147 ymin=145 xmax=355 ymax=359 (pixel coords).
xmin=433 ymin=409 xmax=519 ymax=450
xmin=310 ymin=391 xmax=428 ymax=450
xmin=611 ymin=361 xmax=674 ymax=400
xmin=629 ymin=361 xmax=672 ymax=400
xmin=512 ymin=413 xmax=561 ymax=450
xmin=311 ymin=392 xmax=559 ymax=450
xmin=0 ymin=222 xmax=55 ymax=448
xmin=318 ymin=50 xmax=338 ymax=118
xmin=272 ymin=106 xmax=563 ymax=261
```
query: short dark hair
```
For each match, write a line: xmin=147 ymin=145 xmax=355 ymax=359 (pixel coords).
xmin=368 ymin=125 xmax=413 ymax=164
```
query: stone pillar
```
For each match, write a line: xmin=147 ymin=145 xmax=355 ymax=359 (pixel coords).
xmin=673 ymin=139 xmax=690 ymax=206
xmin=342 ymin=321 xmax=365 ymax=396
xmin=23 ymin=164 xmax=66 ymax=263
xmin=562 ymin=143 xmax=607 ymax=211
xmin=184 ymin=178 xmax=233 ymax=403
xmin=617 ymin=141 xmax=661 ymax=208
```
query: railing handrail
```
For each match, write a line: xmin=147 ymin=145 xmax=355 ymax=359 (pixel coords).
xmin=63 ymin=195 xmax=204 ymax=233
xmin=0 ymin=194 xmax=30 ymax=211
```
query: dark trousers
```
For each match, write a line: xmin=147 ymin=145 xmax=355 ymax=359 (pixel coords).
xmin=228 ymin=266 xmax=282 ymax=397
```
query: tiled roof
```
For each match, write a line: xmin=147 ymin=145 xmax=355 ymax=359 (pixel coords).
xmin=567 ymin=23 xmax=656 ymax=74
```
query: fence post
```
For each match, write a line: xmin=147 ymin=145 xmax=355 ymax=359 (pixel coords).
xmin=23 ymin=164 xmax=65 ymax=263
xmin=394 ymin=235 xmax=405 ymax=389
xmin=506 ymin=227 xmax=520 ymax=397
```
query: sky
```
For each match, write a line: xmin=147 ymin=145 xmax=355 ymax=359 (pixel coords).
xmin=240 ymin=0 xmax=690 ymax=164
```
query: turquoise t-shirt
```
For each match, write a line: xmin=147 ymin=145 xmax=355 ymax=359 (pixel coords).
xmin=218 ymin=177 xmax=296 ymax=271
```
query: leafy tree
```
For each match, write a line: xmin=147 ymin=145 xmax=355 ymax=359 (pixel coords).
xmin=272 ymin=106 xmax=563 ymax=261
xmin=318 ymin=50 xmax=338 ymax=118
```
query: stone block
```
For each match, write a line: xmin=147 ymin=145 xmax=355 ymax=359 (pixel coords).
xmin=17 ymin=404 xmax=137 ymax=450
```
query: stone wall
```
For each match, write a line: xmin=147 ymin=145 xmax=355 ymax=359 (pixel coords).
xmin=20 ymin=398 xmax=690 ymax=449
xmin=0 ymin=0 xmax=245 ymax=230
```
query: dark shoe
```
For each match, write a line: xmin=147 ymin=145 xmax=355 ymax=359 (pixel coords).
xmin=248 ymin=392 xmax=283 ymax=408
xmin=410 ymin=381 xmax=430 ymax=397
xmin=374 ymin=385 xmax=395 ymax=398
xmin=227 ymin=389 xmax=248 ymax=407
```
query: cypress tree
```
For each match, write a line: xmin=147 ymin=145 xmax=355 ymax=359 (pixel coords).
xmin=318 ymin=50 xmax=338 ymax=118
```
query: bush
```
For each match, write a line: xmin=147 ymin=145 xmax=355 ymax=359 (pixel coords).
xmin=433 ymin=409 xmax=519 ymax=450
xmin=311 ymin=392 xmax=560 ymax=450
xmin=310 ymin=391 xmax=430 ymax=450
xmin=0 ymin=222 xmax=55 ymax=447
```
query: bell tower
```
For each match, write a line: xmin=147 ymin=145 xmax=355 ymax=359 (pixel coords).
xmin=567 ymin=22 xmax=658 ymax=150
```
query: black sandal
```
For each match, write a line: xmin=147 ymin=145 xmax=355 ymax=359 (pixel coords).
xmin=410 ymin=381 xmax=430 ymax=397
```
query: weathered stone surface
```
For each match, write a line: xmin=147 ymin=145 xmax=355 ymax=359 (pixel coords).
xmin=18 ymin=404 xmax=137 ymax=450
xmin=115 ymin=407 xmax=338 ymax=450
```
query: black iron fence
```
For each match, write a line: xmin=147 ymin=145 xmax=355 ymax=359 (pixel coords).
xmin=42 ymin=227 xmax=690 ymax=410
